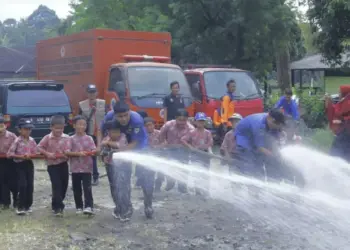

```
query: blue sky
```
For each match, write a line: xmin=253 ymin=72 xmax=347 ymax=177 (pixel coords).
xmin=0 ymin=0 xmax=71 ymax=21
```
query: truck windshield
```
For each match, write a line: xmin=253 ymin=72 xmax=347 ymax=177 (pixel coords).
xmin=127 ymin=66 xmax=192 ymax=98
xmin=203 ymin=71 xmax=261 ymax=99
xmin=6 ymin=89 xmax=71 ymax=114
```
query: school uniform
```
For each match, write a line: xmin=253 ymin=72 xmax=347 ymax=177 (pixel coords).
xmin=7 ymin=134 xmax=37 ymax=212
xmin=38 ymin=133 xmax=71 ymax=213
xmin=181 ymin=127 xmax=213 ymax=195
xmin=159 ymin=120 xmax=194 ymax=193
xmin=101 ymin=134 xmax=128 ymax=219
xmin=0 ymin=130 xmax=17 ymax=207
xmin=69 ymin=134 xmax=96 ymax=210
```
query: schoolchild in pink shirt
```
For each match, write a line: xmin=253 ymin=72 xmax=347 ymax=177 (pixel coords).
xmin=37 ymin=115 xmax=71 ymax=217
xmin=66 ymin=116 xmax=96 ymax=215
xmin=100 ymin=120 xmax=128 ymax=219
xmin=7 ymin=119 xmax=37 ymax=215
xmin=181 ymin=112 xmax=213 ymax=195
xmin=0 ymin=115 xmax=17 ymax=209
xmin=144 ymin=117 xmax=163 ymax=192
xmin=159 ymin=109 xmax=194 ymax=193
xmin=220 ymin=113 xmax=242 ymax=173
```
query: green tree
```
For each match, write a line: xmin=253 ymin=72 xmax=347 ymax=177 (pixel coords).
xmin=299 ymin=22 xmax=318 ymax=55
xmin=63 ymin=0 xmax=170 ymax=34
xmin=63 ymin=0 xmax=305 ymax=90
xmin=307 ymin=0 xmax=350 ymax=66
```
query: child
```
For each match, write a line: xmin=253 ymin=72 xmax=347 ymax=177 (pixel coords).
xmin=38 ymin=115 xmax=71 ymax=216
xmin=144 ymin=117 xmax=162 ymax=192
xmin=0 ymin=115 xmax=17 ymax=209
xmin=7 ymin=119 xmax=37 ymax=215
xmin=181 ymin=112 xmax=213 ymax=195
xmin=159 ymin=109 xmax=194 ymax=193
xmin=220 ymin=113 xmax=242 ymax=173
xmin=100 ymin=120 xmax=128 ymax=221
xmin=220 ymin=113 xmax=242 ymax=157
xmin=66 ymin=116 xmax=96 ymax=215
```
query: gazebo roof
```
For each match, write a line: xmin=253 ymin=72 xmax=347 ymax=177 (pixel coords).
xmin=290 ymin=53 xmax=349 ymax=70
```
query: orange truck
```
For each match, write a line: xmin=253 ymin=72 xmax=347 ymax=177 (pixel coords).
xmin=36 ymin=29 xmax=194 ymax=127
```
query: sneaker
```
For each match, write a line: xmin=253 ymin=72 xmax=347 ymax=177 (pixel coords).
xmin=119 ymin=215 xmax=131 ymax=222
xmin=76 ymin=209 xmax=83 ymax=214
xmin=144 ymin=206 xmax=154 ymax=219
xmin=26 ymin=207 xmax=33 ymax=213
xmin=16 ymin=209 xmax=26 ymax=215
xmin=119 ymin=208 xmax=133 ymax=222
xmin=112 ymin=209 xmax=120 ymax=219
xmin=53 ymin=209 xmax=63 ymax=217
xmin=83 ymin=207 xmax=94 ymax=215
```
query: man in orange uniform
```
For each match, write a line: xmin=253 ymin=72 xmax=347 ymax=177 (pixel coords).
xmin=325 ymin=85 xmax=350 ymax=161
xmin=213 ymin=79 xmax=237 ymax=139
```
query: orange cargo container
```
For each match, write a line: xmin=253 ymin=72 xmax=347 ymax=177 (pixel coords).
xmin=37 ymin=29 xmax=194 ymax=127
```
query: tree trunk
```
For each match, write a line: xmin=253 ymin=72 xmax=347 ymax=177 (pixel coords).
xmin=276 ymin=45 xmax=291 ymax=93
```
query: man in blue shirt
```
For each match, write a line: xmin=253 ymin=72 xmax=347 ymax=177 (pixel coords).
xmin=234 ymin=109 xmax=285 ymax=178
xmin=274 ymin=89 xmax=299 ymax=120
xmin=100 ymin=102 xmax=154 ymax=221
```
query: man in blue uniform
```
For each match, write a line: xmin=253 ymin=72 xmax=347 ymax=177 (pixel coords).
xmin=234 ymin=109 xmax=285 ymax=179
xmin=100 ymin=102 xmax=152 ymax=221
xmin=274 ymin=89 xmax=299 ymax=121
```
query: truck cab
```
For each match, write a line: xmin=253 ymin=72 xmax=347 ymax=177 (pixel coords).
xmin=184 ymin=66 xmax=263 ymax=119
xmin=106 ymin=55 xmax=194 ymax=127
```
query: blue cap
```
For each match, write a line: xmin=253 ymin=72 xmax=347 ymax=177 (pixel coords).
xmin=86 ymin=84 xmax=97 ymax=93
xmin=17 ymin=118 xmax=34 ymax=129
xmin=195 ymin=112 xmax=207 ymax=121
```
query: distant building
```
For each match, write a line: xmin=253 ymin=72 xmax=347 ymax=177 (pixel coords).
xmin=290 ymin=53 xmax=350 ymax=94
xmin=0 ymin=46 xmax=36 ymax=79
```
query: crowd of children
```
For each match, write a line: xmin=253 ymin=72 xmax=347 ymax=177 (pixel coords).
xmin=0 ymin=107 xmax=244 ymax=220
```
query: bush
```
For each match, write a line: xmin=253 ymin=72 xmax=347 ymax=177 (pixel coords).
xmin=298 ymin=92 xmax=327 ymax=129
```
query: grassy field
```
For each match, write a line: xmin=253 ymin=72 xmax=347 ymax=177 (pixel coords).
xmin=325 ymin=76 xmax=350 ymax=94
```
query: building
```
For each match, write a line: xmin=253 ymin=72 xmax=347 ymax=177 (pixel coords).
xmin=290 ymin=53 xmax=350 ymax=94
xmin=0 ymin=46 xmax=36 ymax=79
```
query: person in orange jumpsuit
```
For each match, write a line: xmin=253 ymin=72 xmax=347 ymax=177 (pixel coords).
xmin=213 ymin=79 xmax=237 ymax=140
xmin=325 ymin=85 xmax=350 ymax=161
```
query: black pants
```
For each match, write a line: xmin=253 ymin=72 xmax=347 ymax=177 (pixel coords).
xmin=190 ymin=150 xmax=210 ymax=194
xmin=16 ymin=160 xmax=34 ymax=210
xmin=91 ymin=135 xmax=99 ymax=181
xmin=47 ymin=162 xmax=69 ymax=211
xmin=115 ymin=162 xmax=133 ymax=218
xmin=0 ymin=159 xmax=18 ymax=206
xmin=138 ymin=167 xmax=155 ymax=209
xmin=330 ymin=130 xmax=350 ymax=162
xmin=72 ymin=173 xmax=93 ymax=209
xmin=106 ymin=164 xmax=118 ymax=207
xmin=163 ymin=148 xmax=189 ymax=193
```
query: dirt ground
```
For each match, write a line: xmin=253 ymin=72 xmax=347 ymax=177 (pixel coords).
xmin=0 ymin=159 xmax=312 ymax=250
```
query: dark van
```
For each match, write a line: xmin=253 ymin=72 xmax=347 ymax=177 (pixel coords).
xmin=0 ymin=80 xmax=73 ymax=141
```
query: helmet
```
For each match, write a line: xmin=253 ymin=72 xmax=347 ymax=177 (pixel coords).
xmin=194 ymin=112 xmax=207 ymax=121
xmin=229 ymin=113 xmax=242 ymax=120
